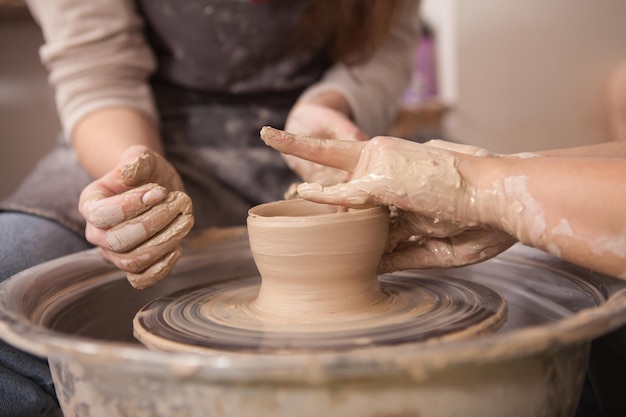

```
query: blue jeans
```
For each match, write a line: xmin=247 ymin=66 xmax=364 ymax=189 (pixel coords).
xmin=0 ymin=212 xmax=90 ymax=417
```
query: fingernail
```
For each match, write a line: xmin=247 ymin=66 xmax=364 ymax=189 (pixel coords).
xmin=142 ymin=186 xmax=167 ymax=205
xmin=297 ymin=182 xmax=323 ymax=195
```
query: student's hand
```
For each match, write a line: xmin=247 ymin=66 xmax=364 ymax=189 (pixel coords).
xmin=78 ymin=146 xmax=194 ymax=289
xmin=284 ymin=95 xmax=367 ymax=186
xmin=260 ymin=128 xmax=516 ymax=272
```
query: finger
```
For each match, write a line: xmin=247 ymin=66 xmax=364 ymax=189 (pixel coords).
xmin=297 ymin=176 xmax=408 ymax=209
xmin=378 ymin=240 xmax=443 ymax=273
xmin=81 ymin=183 xmax=168 ymax=229
xmin=120 ymin=147 xmax=154 ymax=187
xmin=127 ymin=247 xmax=182 ymax=289
xmin=120 ymin=146 xmax=184 ymax=191
xmin=82 ymin=146 xmax=153 ymax=196
xmin=78 ymin=148 xmax=157 ymax=219
xmin=88 ymin=191 xmax=193 ymax=252
xmin=260 ymin=126 xmax=366 ymax=173
xmin=422 ymin=139 xmax=490 ymax=157
xmin=100 ymin=208 xmax=194 ymax=273
xmin=379 ymin=237 xmax=483 ymax=272
xmin=296 ymin=181 xmax=377 ymax=208
xmin=386 ymin=211 xmax=429 ymax=253
xmin=386 ymin=210 xmax=470 ymax=252
xmin=378 ymin=229 xmax=516 ymax=273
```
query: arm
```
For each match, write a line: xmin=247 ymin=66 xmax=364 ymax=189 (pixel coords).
xmin=26 ymin=0 xmax=160 ymax=174
xmin=26 ymin=0 xmax=159 ymax=143
xmin=73 ymin=108 xmax=162 ymax=179
xmin=282 ymin=0 xmax=421 ymax=185
xmin=472 ymin=155 xmax=626 ymax=279
xmin=537 ymin=139 xmax=626 ymax=157
xmin=297 ymin=0 xmax=421 ymax=138
xmin=27 ymin=0 xmax=193 ymax=288
xmin=261 ymin=128 xmax=626 ymax=280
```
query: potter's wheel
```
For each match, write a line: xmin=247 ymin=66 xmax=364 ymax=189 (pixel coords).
xmin=133 ymin=275 xmax=508 ymax=352
xmin=2 ymin=230 xmax=626 ymax=417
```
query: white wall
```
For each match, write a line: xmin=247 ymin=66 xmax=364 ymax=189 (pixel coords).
xmin=423 ymin=0 xmax=626 ymax=153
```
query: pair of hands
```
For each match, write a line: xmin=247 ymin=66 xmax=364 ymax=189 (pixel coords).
xmin=261 ymin=126 xmax=516 ymax=273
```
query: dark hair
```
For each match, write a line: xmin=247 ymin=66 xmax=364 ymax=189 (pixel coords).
xmin=299 ymin=0 xmax=407 ymax=65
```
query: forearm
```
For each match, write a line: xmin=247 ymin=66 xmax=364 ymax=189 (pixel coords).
xmin=72 ymin=107 xmax=162 ymax=179
xmin=297 ymin=0 xmax=421 ymax=137
xmin=26 ymin=0 xmax=158 ymax=145
xmin=471 ymin=155 xmax=626 ymax=278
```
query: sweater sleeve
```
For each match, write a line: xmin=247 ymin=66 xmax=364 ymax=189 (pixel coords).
xmin=298 ymin=0 xmax=421 ymax=138
xmin=26 ymin=0 xmax=158 ymax=141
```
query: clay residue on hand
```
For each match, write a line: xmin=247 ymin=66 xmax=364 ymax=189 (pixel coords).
xmin=121 ymin=152 xmax=153 ymax=187
xmin=128 ymin=248 xmax=183 ymax=290
xmin=118 ymin=191 xmax=194 ymax=290
xmin=260 ymin=126 xmax=361 ymax=182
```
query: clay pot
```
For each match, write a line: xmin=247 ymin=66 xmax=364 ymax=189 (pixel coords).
xmin=247 ymin=199 xmax=389 ymax=316
xmin=1 ymin=230 xmax=626 ymax=417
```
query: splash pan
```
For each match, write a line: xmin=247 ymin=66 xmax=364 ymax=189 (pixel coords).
xmin=0 ymin=228 xmax=625 ymax=417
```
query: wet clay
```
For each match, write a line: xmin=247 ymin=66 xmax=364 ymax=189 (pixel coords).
xmin=133 ymin=200 xmax=508 ymax=353
xmin=248 ymin=199 xmax=389 ymax=316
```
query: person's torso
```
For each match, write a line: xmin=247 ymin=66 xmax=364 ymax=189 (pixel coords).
xmin=135 ymin=0 xmax=331 ymax=96
xmin=133 ymin=0 xmax=330 ymax=209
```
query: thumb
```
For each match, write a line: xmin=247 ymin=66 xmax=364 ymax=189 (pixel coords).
xmin=119 ymin=146 xmax=154 ymax=187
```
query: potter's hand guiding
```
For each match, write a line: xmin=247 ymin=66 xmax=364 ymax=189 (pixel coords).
xmin=260 ymin=127 xmax=516 ymax=272
xmin=79 ymin=146 xmax=194 ymax=289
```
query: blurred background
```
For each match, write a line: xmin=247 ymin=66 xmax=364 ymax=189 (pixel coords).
xmin=1 ymin=0 xmax=625 ymax=199
xmin=0 ymin=3 xmax=59 ymax=199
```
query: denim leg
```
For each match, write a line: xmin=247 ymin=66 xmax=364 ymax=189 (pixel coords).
xmin=0 ymin=212 xmax=91 ymax=416
xmin=0 ymin=345 xmax=60 ymax=417
xmin=0 ymin=212 xmax=91 ymax=282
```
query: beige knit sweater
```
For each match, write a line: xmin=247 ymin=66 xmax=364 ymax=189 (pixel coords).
xmin=26 ymin=0 xmax=421 ymax=139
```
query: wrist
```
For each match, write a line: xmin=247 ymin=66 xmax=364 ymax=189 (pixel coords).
xmin=72 ymin=107 xmax=162 ymax=178
xmin=471 ymin=156 xmax=529 ymax=242
xmin=459 ymin=155 xmax=512 ymax=232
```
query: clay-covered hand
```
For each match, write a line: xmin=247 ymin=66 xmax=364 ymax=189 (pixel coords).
xmin=283 ymin=100 xmax=367 ymax=186
xmin=78 ymin=146 xmax=194 ymax=289
xmin=260 ymin=128 xmax=516 ymax=272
